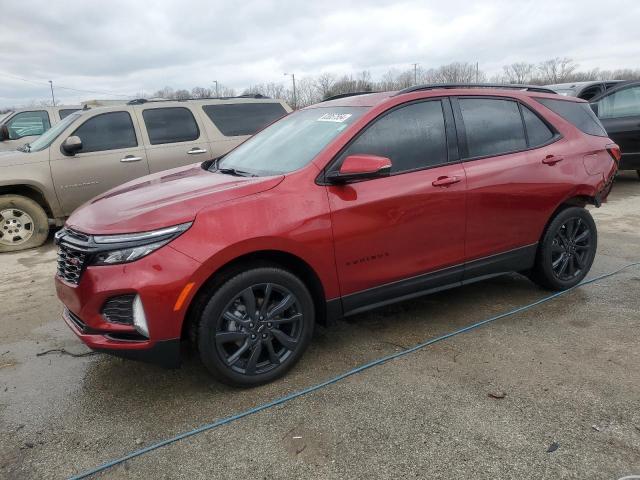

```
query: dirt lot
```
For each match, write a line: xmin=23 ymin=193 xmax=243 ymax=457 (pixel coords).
xmin=1 ymin=173 xmax=639 ymax=480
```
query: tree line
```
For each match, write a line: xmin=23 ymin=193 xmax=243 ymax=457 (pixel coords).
xmin=153 ymin=57 xmax=640 ymax=109
xmin=4 ymin=57 xmax=639 ymax=113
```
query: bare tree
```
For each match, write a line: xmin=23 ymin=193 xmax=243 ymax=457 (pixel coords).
xmin=537 ymin=57 xmax=578 ymax=84
xmin=425 ymin=62 xmax=485 ymax=83
xmin=191 ymin=86 xmax=213 ymax=98
xmin=502 ymin=63 xmax=536 ymax=84
xmin=173 ymin=89 xmax=191 ymax=100
xmin=154 ymin=86 xmax=174 ymax=99
xmin=314 ymin=73 xmax=336 ymax=100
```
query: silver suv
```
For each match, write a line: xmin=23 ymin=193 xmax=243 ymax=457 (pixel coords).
xmin=0 ymin=96 xmax=291 ymax=251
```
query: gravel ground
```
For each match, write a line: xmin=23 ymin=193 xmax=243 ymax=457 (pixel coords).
xmin=1 ymin=172 xmax=639 ymax=480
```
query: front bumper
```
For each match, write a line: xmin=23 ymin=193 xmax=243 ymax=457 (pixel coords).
xmin=55 ymin=244 xmax=202 ymax=368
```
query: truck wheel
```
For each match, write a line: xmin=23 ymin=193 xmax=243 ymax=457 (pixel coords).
xmin=530 ymin=206 xmax=597 ymax=291
xmin=198 ymin=267 xmax=315 ymax=387
xmin=0 ymin=195 xmax=49 ymax=252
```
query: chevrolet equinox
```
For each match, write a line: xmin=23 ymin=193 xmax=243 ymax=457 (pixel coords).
xmin=55 ymin=85 xmax=619 ymax=387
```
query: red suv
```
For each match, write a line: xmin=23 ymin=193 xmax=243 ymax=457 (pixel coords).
xmin=55 ymin=85 xmax=619 ymax=386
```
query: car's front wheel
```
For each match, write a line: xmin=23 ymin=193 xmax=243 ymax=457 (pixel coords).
xmin=531 ymin=206 xmax=597 ymax=291
xmin=198 ymin=267 xmax=315 ymax=387
xmin=0 ymin=195 xmax=49 ymax=253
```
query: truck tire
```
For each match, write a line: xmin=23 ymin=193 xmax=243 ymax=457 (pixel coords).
xmin=0 ymin=195 xmax=49 ymax=252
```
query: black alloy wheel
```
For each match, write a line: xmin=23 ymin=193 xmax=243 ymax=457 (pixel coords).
xmin=550 ymin=216 xmax=593 ymax=282
xmin=215 ymin=283 xmax=304 ymax=376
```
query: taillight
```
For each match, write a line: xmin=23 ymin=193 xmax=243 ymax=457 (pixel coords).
xmin=606 ymin=143 xmax=621 ymax=163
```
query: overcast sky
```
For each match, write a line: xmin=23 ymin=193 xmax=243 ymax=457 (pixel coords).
xmin=1 ymin=0 xmax=638 ymax=107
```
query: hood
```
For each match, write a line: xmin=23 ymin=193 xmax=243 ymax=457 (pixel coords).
xmin=66 ymin=163 xmax=284 ymax=234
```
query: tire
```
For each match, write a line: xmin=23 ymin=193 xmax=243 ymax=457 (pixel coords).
xmin=0 ymin=195 xmax=49 ymax=253
xmin=636 ymin=170 xmax=640 ymax=180
xmin=530 ymin=206 xmax=597 ymax=291
xmin=198 ymin=267 xmax=315 ymax=387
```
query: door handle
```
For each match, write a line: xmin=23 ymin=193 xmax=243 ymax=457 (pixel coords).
xmin=432 ymin=175 xmax=462 ymax=187
xmin=120 ymin=155 xmax=142 ymax=163
xmin=542 ymin=155 xmax=564 ymax=165
xmin=187 ymin=147 xmax=207 ymax=155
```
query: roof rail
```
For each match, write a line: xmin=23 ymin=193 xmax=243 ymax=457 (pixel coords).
xmin=322 ymin=91 xmax=378 ymax=102
xmin=395 ymin=83 xmax=558 ymax=96
xmin=126 ymin=94 xmax=270 ymax=105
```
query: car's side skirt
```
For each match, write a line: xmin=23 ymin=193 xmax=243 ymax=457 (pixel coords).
xmin=327 ymin=243 xmax=538 ymax=319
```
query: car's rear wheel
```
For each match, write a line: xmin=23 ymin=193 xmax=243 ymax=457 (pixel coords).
xmin=198 ymin=267 xmax=315 ymax=387
xmin=0 ymin=195 xmax=49 ymax=252
xmin=531 ymin=206 xmax=597 ymax=291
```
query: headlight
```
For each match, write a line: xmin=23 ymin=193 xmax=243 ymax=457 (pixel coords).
xmin=90 ymin=222 xmax=191 ymax=266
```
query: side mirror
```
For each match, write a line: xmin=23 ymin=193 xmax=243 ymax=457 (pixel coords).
xmin=590 ymin=102 xmax=599 ymax=117
xmin=0 ymin=125 xmax=8 ymax=141
xmin=326 ymin=154 xmax=392 ymax=183
xmin=62 ymin=136 xmax=82 ymax=156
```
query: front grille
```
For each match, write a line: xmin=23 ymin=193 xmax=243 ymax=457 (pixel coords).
xmin=101 ymin=295 xmax=135 ymax=325
xmin=57 ymin=244 xmax=88 ymax=285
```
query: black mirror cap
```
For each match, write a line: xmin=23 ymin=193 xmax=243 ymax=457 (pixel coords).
xmin=61 ymin=135 xmax=83 ymax=156
xmin=325 ymin=165 xmax=391 ymax=184
xmin=0 ymin=125 xmax=9 ymax=141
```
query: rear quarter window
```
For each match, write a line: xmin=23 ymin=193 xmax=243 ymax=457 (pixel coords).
xmin=536 ymin=98 xmax=607 ymax=137
xmin=202 ymin=103 xmax=287 ymax=137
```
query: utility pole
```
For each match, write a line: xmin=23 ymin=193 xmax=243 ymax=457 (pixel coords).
xmin=48 ymin=80 xmax=56 ymax=106
xmin=284 ymin=73 xmax=296 ymax=109
xmin=412 ymin=63 xmax=419 ymax=85
xmin=213 ymin=80 xmax=219 ymax=97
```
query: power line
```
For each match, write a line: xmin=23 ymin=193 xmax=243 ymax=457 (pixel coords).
xmin=0 ymin=72 xmax=132 ymax=98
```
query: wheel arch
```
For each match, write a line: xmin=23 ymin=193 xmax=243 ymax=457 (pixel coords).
xmin=0 ymin=184 xmax=56 ymax=220
xmin=181 ymin=249 xmax=332 ymax=344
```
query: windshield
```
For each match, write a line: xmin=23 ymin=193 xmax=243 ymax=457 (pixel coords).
xmin=213 ymin=106 xmax=366 ymax=176
xmin=28 ymin=111 xmax=83 ymax=152
xmin=554 ymin=88 xmax=577 ymax=97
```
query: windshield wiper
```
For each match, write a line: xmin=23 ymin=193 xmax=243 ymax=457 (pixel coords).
xmin=216 ymin=167 xmax=257 ymax=177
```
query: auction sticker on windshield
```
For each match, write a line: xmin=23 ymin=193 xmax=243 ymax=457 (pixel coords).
xmin=317 ymin=113 xmax=352 ymax=122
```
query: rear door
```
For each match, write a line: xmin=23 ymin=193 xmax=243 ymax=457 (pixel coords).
xmin=592 ymin=83 xmax=640 ymax=170
xmin=50 ymin=110 xmax=150 ymax=214
xmin=454 ymin=96 xmax=563 ymax=276
xmin=325 ymin=98 xmax=467 ymax=313
xmin=136 ymin=105 xmax=210 ymax=173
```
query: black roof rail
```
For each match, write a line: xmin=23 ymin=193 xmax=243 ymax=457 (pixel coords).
xmin=395 ymin=83 xmax=558 ymax=96
xmin=126 ymin=94 xmax=271 ymax=105
xmin=322 ymin=91 xmax=378 ymax=102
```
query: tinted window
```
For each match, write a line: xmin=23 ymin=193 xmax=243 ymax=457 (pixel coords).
xmin=59 ymin=109 xmax=80 ymax=120
xmin=521 ymin=106 xmax=554 ymax=147
xmin=459 ymin=99 xmax=526 ymax=158
xmin=340 ymin=101 xmax=447 ymax=174
xmin=203 ymin=103 xmax=287 ymax=136
xmin=6 ymin=111 xmax=50 ymax=139
xmin=72 ymin=112 xmax=137 ymax=153
xmin=596 ymin=86 xmax=640 ymax=119
xmin=536 ymin=98 xmax=607 ymax=136
xmin=142 ymin=107 xmax=200 ymax=144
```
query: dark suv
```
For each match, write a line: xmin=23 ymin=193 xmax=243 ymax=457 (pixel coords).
xmin=55 ymin=85 xmax=619 ymax=387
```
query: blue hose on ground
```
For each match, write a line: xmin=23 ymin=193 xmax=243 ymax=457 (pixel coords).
xmin=68 ymin=262 xmax=640 ymax=479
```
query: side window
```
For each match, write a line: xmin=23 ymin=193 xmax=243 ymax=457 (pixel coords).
xmin=521 ymin=106 xmax=554 ymax=147
xmin=596 ymin=86 xmax=640 ymax=119
xmin=339 ymin=100 xmax=448 ymax=174
xmin=59 ymin=109 xmax=80 ymax=120
xmin=6 ymin=111 xmax=51 ymax=139
xmin=202 ymin=103 xmax=287 ymax=137
xmin=142 ymin=107 xmax=200 ymax=145
xmin=459 ymin=98 xmax=526 ymax=158
xmin=72 ymin=112 xmax=137 ymax=153
xmin=537 ymin=98 xmax=607 ymax=136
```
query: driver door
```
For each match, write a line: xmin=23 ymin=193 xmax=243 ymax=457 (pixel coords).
xmin=325 ymin=99 xmax=467 ymax=314
xmin=50 ymin=110 xmax=150 ymax=215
